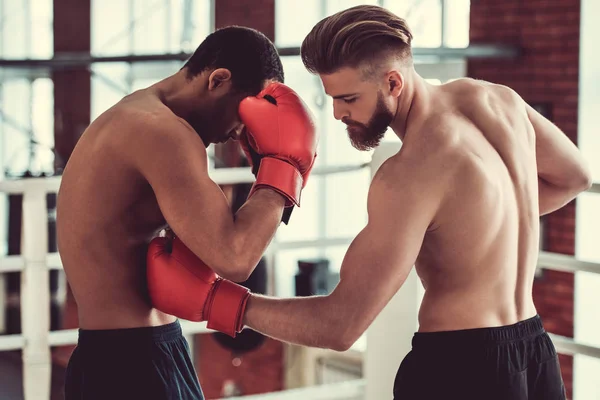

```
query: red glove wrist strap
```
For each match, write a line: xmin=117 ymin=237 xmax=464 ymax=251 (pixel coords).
xmin=206 ymin=279 xmax=250 ymax=337
xmin=251 ymin=157 xmax=303 ymax=207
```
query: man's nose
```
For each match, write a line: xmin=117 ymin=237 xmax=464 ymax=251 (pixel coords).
xmin=333 ymin=102 xmax=349 ymax=121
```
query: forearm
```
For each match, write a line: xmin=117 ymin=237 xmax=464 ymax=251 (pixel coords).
xmin=225 ymin=188 xmax=285 ymax=280
xmin=538 ymin=178 xmax=584 ymax=215
xmin=243 ymin=294 xmax=348 ymax=351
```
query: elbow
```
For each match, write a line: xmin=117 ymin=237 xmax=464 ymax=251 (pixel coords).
xmin=572 ymin=159 xmax=593 ymax=192
xmin=330 ymin=338 xmax=354 ymax=352
xmin=578 ymin=168 xmax=593 ymax=192
xmin=327 ymin=316 xmax=364 ymax=352
xmin=542 ymin=165 xmax=593 ymax=195
xmin=329 ymin=329 xmax=361 ymax=352
xmin=216 ymin=252 xmax=258 ymax=283
xmin=566 ymin=167 xmax=593 ymax=197
xmin=321 ymin=297 xmax=365 ymax=352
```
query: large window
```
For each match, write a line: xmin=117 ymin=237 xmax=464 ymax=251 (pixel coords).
xmin=90 ymin=0 xmax=212 ymax=119
xmin=92 ymin=0 xmax=211 ymax=56
xmin=0 ymin=0 xmax=54 ymax=256
xmin=275 ymin=0 xmax=470 ymax=49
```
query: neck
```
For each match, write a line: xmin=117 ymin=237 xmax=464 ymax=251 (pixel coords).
xmin=390 ymin=69 xmax=429 ymax=141
xmin=151 ymin=70 xmax=204 ymax=123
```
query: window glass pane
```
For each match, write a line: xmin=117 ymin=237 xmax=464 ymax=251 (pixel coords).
xmin=1 ymin=0 xmax=27 ymax=58
xmin=444 ymin=0 xmax=470 ymax=48
xmin=30 ymin=78 xmax=54 ymax=174
xmin=188 ymin=0 xmax=212 ymax=52
xmin=325 ymin=0 xmax=379 ymax=16
xmin=275 ymin=176 xmax=321 ymax=243
xmin=575 ymin=193 xmax=600 ymax=400
xmin=275 ymin=0 xmax=379 ymax=48
xmin=384 ymin=0 xmax=442 ymax=48
xmin=0 ymin=0 xmax=53 ymax=58
xmin=1 ymin=78 xmax=53 ymax=176
xmin=575 ymin=193 xmax=600 ymax=345
xmin=91 ymin=63 xmax=131 ymax=120
xmin=574 ymin=354 xmax=600 ymax=400
xmin=92 ymin=0 xmax=211 ymax=55
xmin=30 ymin=0 xmax=54 ymax=58
xmin=3 ymin=125 xmax=31 ymax=176
xmin=92 ymin=0 xmax=131 ymax=55
xmin=275 ymin=0 xmax=322 ymax=48
xmin=325 ymin=169 xmax=369 ymax=238
xmin=132 ymin=0 xmax=169 ymax=55
xmin=578 ymin=44 xmax=600 ymax=182
xmin=281 ymin=57 xmax=323 ymax=122
xmin=131 ymin=78 xmax=161 ymax=92
xmin=2 ymin=79 xmax=31 ymax=175
xmin=129 ymin=62 xmax=182 ymax=83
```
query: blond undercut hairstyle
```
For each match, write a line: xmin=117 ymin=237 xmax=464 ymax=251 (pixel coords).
xmin=301 ymin=5 xmax=413 ymax=77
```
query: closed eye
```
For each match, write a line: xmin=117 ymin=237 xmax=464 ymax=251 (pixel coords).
xmin=343 ymin=98 xmax=358 ymax=104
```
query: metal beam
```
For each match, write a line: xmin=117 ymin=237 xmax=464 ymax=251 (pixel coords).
xmin=279 ymin=44 xmax=521 ymax=59
xmin=0 ymin=44 xmax=521 ymax=71
xmin=538 ymin=251 xmax=600 ymax=275
xmin=589 ymin=182 xmax=600 ymax=194
xmin=549 ymin=333 xmax=600 ymax=359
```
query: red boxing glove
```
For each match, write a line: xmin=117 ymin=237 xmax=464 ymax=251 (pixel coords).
xmin=147 ymin=236 xmax=250 ymax=338
xmin=239 ymin=82 xmax=318 ymax=208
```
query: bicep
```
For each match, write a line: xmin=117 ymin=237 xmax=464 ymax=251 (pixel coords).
xmin=329 ymin=161 xmax=437 ymax=332
xmin=332 ymin=222 xmax=422 ymax=320
xmin=134 ymin=123 xmax=236 ymax=272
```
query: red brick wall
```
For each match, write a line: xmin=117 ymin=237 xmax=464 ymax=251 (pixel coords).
xmin=468 ymin=1 xmax=580 ymax=398
xmin=215 ymin=0 xmax=275 ymax=41
xmin=194 ymin=2 xmax=285 ymax=398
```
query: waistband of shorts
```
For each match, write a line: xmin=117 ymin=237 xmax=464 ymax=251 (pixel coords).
xmin=412 ymin=315 xmax=545 ymax=348
xmin=77 ymin=320 xmax=182 ymax=346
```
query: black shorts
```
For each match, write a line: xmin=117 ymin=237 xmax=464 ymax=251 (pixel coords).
xmin=393 ymin=315 xmax=566 ymax=400
xmin=64 ymin=320 xmax=204 ymax=400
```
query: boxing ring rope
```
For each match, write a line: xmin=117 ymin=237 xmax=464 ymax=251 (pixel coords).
xmin=0 ymin=144 xmax=599 ymax=399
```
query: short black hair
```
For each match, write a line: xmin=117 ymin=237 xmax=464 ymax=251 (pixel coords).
xmin=182 ymin=26 xmax=284 ymax=95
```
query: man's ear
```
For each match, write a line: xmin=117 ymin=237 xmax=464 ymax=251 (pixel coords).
xmin=387 ymin=70 xmax=404 ymax=98
xmin=208 ymin=68 xmax=233 ymax=91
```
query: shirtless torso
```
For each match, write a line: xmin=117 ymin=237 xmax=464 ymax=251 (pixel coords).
xmin=407 ymin=79 xmax=539 ymax=331
xmin=57 ymin=91 xmax=177 ymax=329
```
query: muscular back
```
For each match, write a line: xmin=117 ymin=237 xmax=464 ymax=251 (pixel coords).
xmin=413 ymin=80 xmax=539 ymax=331
xmin=56 ymin=91 xmax=180 ymax=329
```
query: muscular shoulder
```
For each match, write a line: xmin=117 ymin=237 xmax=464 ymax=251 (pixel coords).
xmin=367 ymin=149 xmax=446 ymax=234
xmin=370 ymin=146 xmax=449 ymax=204
xmin=450 ymin=78 xmax=524 ymax=114
xmin=107 ymin=98 xmax=200 ymax=150
xmin=103 ymin=98 xmax=207 ymax=175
